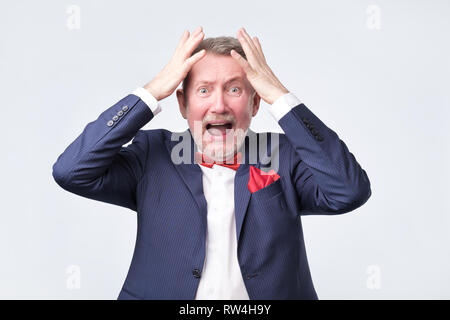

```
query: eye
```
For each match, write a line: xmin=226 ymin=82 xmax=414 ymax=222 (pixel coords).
xmin=230 ymin=87 xmax=240 ymax=93
xmin=199 ymin=87 xmax=208 ymax=94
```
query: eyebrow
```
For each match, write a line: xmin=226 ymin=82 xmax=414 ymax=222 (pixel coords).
xmin=194 ymin=76 xmax=245 ymax=87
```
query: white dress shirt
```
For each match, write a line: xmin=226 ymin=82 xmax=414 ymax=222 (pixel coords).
xmin=132 ymin=86 xmax=302 ymax=299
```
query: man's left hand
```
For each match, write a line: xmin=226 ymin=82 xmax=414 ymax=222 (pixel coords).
xmin=231 ymin=27 xmax=289 ymax=105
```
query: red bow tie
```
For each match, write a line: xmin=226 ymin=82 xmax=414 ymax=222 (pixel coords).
xmin=195 ymin=152 xmax=241 ymax=171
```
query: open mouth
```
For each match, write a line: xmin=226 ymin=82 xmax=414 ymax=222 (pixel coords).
xmin=205 ymin=121 xmax=234 ymax=137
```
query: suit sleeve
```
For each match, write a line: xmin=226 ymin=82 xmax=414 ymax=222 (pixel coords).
xmin=52 ymin=94 xmax=154 ymax=211
xmin=278 ymin=103 xmax=371 ymax=215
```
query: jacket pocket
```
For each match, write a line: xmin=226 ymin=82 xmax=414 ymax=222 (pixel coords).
xmin=251 ymin=176 xmax=284 ymax=202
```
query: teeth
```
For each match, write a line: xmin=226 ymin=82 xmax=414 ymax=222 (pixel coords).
xmin=207 ymin=123 xmax=230 ymax=128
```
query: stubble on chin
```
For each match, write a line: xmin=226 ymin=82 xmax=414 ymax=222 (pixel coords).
xmin=191 ymin=120 xmax=248 ymax=162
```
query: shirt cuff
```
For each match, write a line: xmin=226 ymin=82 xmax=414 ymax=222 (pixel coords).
xmin=132 ymin=87 xmax=162 ymax=116
xmin=267 ymin=92 xmax=302 ymax=121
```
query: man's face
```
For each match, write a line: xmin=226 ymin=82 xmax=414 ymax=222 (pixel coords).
xmin=176 ymin=53 xmax=260 ymax=161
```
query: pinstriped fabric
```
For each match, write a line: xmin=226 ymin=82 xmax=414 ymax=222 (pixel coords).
xmin=133 ymin=130 xmax=206 ymax=299
xmin=52 ymin=95 xmax=371 ymax=300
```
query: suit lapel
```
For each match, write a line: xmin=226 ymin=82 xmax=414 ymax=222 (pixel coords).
xmin=234 ymin=163 xmax=251 ymax=246
xmin=164 ymin=128 xmax=267 ymax=246
xmin=164 ymin=129 xmax=207 ymax=229
xmin=234 ymin=129 xmax=262 ymax=246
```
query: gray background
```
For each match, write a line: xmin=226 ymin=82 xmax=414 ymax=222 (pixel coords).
xmin=1 ymin=0 xmax=449 ymax=299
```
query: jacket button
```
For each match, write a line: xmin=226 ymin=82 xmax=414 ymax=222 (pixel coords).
xmin=192 ymin=269 xmax=201 ymax=278
xmin=107 ymin=120 xmax=114 ymax=127
xmin=117 ymin=110 xmax=124 ymax=116
xmin=122 ymin=105 xmax=128 ymax=112
xmin=316 ymin=135 xmax=324 ymax=141
xmin=112 ymin=115 xmax=119 ymax=121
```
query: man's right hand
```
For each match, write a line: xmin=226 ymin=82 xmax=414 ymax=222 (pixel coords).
xmin=143 ymin=26 xmax=206 ymax=101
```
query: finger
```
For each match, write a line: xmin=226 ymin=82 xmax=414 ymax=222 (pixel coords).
xmin=189 ymin=29 xmax=204 ymax=44
xmin=252 ymin=36 xmax=267 ymax=62
xmin=230 ymin=49 xmax=253 ymax=75
xmin=185 ymin=26 xmax=204 ymax=48
xmin=244 ymin=33 xmax=265 ymax=65
xmin=237 ymin=28 xmax=259 ymax=66
xmin=184 ymin=30 xmax=204 ymax=56
xmin=238 ymin=28 xmax=259 ymax=56
xmin=187 ymin=26 xmax=203 ymax=43
xmin=192 ymin=26 xmax=202 ymax=35
xmin=175 ymin=30 xmax=190 ymax=51
xmin=185 ymin=49 xmax=206 ymax=68
xmin=178 ymin=26 xmax=202 ymax=53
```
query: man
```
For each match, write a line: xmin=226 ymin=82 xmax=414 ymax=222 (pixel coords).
xmin=52 ymin=26 xmax=371 ymax=300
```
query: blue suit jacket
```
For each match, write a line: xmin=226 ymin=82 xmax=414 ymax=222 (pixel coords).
xmin=52 ymin=94 xmax=371 ymax=300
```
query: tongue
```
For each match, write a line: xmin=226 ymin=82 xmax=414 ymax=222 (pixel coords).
xmin=207 ymin=125 xmax=229 ymax=136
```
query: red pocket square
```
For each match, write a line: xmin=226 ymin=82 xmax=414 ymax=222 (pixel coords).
xmin=247 ymin=166 xmax=281 ymax=194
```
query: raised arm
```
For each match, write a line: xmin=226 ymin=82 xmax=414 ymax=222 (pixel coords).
xmin=231 ymin=27 xmax=371 ymax=215
xmin=279 ymin=102 xmax=371 ymax=215
xmin=52 ymin=95 xmax=154 ymax=211
xmin=52 ymin=26 xmax=207 ymax=211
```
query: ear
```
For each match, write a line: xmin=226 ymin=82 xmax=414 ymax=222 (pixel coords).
xmin=251 ymin=91 xmax=261 ymax=117
xmin=176 ymin=89 xmax=187 ymax=119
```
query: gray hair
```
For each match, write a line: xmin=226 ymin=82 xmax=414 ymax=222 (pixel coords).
xmin=181 ymin=36 xmax=250 ymax=98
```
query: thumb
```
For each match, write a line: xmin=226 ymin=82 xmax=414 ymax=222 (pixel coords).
xmin=185 ymin=49 xmax=206 ymax=69
xmin=230 ymin=50 xmax=252 ymax=74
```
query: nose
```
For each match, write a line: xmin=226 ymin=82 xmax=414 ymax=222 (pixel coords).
xmin=209 ymin=90 xmax=227 ymax=114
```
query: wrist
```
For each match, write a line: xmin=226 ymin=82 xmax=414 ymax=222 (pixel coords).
xmin=270 ymin=87 xmax=289 ymax=105
xmin=143 ymin=81 xmax=163 ymax=101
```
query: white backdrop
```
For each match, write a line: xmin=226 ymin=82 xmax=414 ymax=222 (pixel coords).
xmin=0 ymin=0 xmax=449 ymax=299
